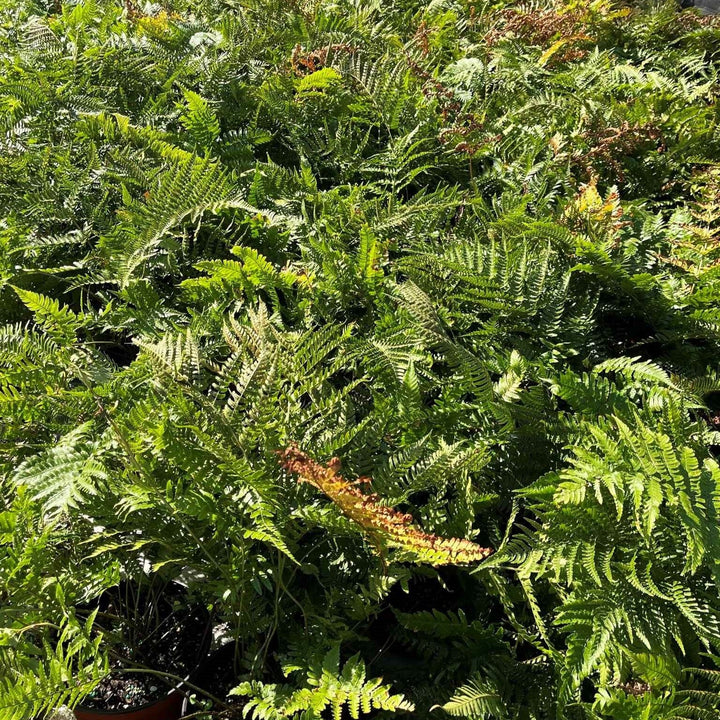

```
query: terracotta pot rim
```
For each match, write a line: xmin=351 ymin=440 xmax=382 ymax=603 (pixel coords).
xmin=75 ymin=685 xmax=184 ymax=716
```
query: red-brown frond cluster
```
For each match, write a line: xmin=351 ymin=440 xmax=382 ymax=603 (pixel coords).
xmin=290 ymin=43 xmax=357 ymax=76
xmin=279 ymin=446 xmax=493 ymax=566
xmin=485 ymin=7 xmax=588 ymax=47
xmin=574 ymin=121 xmax=664 ymax=182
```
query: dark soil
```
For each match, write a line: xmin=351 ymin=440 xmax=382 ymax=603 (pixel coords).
xmin=81 ymin=580 xmax=211 ymax=711
xmin=86 ymin=672 xmax=162 ymax=710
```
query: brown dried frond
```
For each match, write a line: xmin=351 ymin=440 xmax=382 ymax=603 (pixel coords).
xmin=438 ymin=113 xmax=500 ymax=155
xmin=554 ymin=46 xmax=588 ymax=63
xmin=414 ymin=21 xmax=432 ymax=56
xmin=404 ymin=53 xmax=464 ymax=124
xmin=485 ymin=7 xmax=587 ymax=47
xmin=279 ymin=446 xmax=493 ymax=566
xmin=675 ymin=9 xmax=720 ymax=30
xmin=291 ymin=43 xmax=357 ymax=77
xmin=616 ymin=680 xmax=651 ymax=697
xmin=124 ymin=0 xmax=142 ymax=20
xmin=572 ymin=121 xmax=664 ymax=182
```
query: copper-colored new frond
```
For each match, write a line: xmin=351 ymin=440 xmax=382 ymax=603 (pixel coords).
xmin=279 ymin=446 xmax=493 ymax=566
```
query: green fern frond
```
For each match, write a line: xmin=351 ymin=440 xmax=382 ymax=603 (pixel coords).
xmin=231 ymin=646 xmax=414 ymax=720
xmin=12 ymin=423 xmax=107 ymax=517
xmin=438 ymin=676 xmax=505 ymax=719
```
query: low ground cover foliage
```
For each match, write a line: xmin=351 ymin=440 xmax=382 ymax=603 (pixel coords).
xmin=2 ymin=0 xmax=720 ymax=717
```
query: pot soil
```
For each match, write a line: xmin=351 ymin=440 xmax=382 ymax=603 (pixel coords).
xmin=75 ymin=579 xmax=211 ymax=719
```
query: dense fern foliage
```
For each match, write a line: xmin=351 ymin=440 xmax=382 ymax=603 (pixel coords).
xmin=3 ymin=0 xmax=720 ymax=717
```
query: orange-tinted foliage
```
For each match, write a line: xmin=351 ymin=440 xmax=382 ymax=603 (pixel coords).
xmin=279 ymin=446 xmax=493 ymax=566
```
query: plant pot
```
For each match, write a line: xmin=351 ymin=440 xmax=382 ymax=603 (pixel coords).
xmin=74 ymin=578 xmax=212 ymax=720
xmin=75 ymin=687 xmax=185 ymax=720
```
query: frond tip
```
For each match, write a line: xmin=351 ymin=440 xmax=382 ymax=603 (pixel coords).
xmin=437 ymin=676 xmax=505 ymax=718
xmin=279 ymin=446 xmax=493 ymax=566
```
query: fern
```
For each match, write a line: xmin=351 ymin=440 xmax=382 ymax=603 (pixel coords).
xmin=0 ymin=611 xmax=107 ymax=720
xmin=102 ymin=153 xmax=235 ymax=285
xmin=179 ymin=89 xmax=221 ymax=152
xmin=279 ymin=447 xmax=493 ymax=565
xmin=231 ymin=646 xmax=414 ymax=720
xmin=438 ymin=677 xmax=506 ymax=719
xmin=12 ymin=423 xmax=108 ymax=517
xmin=3 ymin=0 xmax=720 ymax=718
